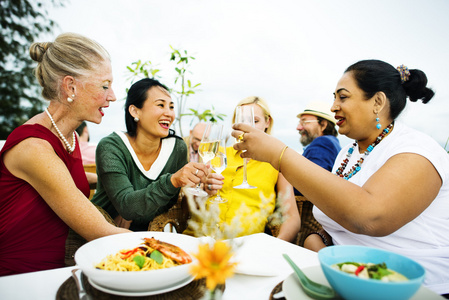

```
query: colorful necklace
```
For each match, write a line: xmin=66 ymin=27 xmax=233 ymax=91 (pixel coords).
xmin=45 ymin=108 xmax=76 ymax=153
xmin=335 ymin=122 xmax=394 ymax=180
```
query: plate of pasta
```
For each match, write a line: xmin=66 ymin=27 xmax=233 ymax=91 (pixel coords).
xmin=74 ymin=231 xmax=199 ymax=293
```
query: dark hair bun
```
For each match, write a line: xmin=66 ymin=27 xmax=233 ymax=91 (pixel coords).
xmin=403 ymin=69 xmax=435 ymax=104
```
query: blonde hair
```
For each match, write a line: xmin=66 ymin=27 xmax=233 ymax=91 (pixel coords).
xmin=29 ymin=32 xmax=110 ymax=101
xmin=232 ymin=96 xmax=273 ymax=134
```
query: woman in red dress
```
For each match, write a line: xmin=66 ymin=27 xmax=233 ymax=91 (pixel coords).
xmin=0 ymin=33 xmax=130 ymax=275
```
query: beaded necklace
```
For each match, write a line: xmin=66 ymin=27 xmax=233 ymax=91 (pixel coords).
xmin=45 ymin=108 xmax=76 ymax=153
xmin=335 ymin=122 xmax=394 ymax=180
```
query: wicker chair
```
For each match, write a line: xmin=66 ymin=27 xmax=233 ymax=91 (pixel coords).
xmin=295 ymin=195 xmax=322 ymax=247
xmin=148 ymin=192 xmax=190 ymax=233
xmin=83 ymin=164 xmax=96 ymax=200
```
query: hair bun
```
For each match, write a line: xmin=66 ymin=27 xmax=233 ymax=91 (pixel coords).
xmin=29 ymin=42 xmax=52 ymax=62
xmin=402 ymin=69 xmax=435 ymax=104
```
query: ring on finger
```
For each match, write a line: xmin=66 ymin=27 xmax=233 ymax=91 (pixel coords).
xmin=238 ymin=133 xmax=245 ymax=141
xmin=208 ymin=184 xmax=212 ymax=190
xmin=195 ymin=169 xmax=199 ymax=176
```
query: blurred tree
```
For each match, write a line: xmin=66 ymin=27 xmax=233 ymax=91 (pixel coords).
xmin=126 ymin=46 xmax=225 ymax=136
xmin=0 ymin=0 xmax=64 ymax=139
xmin=183 ymin=106 xmax=226 ymax=126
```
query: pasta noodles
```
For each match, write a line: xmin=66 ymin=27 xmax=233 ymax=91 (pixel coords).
xmin=95 ymin=244 xmax=180 ymax=271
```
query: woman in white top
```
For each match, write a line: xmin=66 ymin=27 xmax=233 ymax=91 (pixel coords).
xmin=231 ymin=60 xmax=449 ymax=296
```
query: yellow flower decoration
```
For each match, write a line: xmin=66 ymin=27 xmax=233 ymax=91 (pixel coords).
xmin=190 ymin=241 xmax=238 ymax=290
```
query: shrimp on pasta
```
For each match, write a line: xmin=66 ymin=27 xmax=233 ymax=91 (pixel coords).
xmin=95 ymin=237 xmax=191 ymax=271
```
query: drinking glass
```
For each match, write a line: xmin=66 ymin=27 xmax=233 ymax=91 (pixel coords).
xmin=185 ymin=123 xmax=223 ymax=197
xmin=234 ymin=105 xmax=257 ymax=189
xmin=209 ymin=136 xmax=228 ymax=203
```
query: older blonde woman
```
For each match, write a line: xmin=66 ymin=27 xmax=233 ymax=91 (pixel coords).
xmin=0 ymin=33 xmax=130 ymax=275
xmin=205 ymin=96 xmax=301 ymax=242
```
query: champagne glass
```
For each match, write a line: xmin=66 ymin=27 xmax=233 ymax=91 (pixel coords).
xmin=185 ymin=123 xmax=223 ymax=197
xmin=234 ymin=105 xmax=257 ymax=189
xmin=209 ymin=136 xmax=228 ymax=203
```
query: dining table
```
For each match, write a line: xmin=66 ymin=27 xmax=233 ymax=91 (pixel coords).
xmin=0 ymin=233 xmax=444 ymax=300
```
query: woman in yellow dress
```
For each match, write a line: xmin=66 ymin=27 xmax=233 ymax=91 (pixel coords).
xmin=205 ymin=96 xmax=300 ymax=242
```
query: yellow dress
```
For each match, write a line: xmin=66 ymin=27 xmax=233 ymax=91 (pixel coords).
xmin=212 ymin=147 xmax=279 ymax=236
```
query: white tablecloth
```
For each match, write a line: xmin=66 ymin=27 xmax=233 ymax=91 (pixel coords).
xmin=0 ymin=233 xmax=318 ymax=300
xmin=0 ymin=233 xmax=443 ymax=299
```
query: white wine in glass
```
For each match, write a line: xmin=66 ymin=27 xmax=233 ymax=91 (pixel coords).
xmin=234 ymin=105 xmax=257 ymax=189
xmin=209 ymin=136 xmax=228 ymax=203
xmin=198 ymin=140 xmax=220 ymax=164
xmin=185 ymin=123 xmax=223 ymax=197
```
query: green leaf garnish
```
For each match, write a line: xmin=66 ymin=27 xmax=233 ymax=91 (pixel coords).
xmin=133 ymin=255 xmax=145 ymax=269
xmin=150 ymin=250 xmax=164 ymax=264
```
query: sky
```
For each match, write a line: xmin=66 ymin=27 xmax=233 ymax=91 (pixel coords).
xmin=45 ymin=0 xmax=449 ymax=152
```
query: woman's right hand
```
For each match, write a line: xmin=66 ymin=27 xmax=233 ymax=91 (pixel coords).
xmin=171 ymin=162 xmax=209 ymax=188
xmin=232 ymin=123 xmax=286 ymax=168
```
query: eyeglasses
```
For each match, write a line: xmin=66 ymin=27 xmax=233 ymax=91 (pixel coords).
xmin=299 ymin=119 xmax=319 ymax=126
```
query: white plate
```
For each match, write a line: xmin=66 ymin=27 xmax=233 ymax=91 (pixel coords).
xmin=88 ymin=275 xmax=195 ymax=296
xmin=282 ymin=266 xmax=445 ymax=300
xmin=75 ymin=231 xmax=199 ymax=293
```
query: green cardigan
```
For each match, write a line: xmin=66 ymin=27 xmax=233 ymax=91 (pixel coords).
xmin=92 ymin=131 xmax=188 ymax=231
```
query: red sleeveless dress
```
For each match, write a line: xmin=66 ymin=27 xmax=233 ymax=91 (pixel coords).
xmin=0 ymin=124 xmax=89 ymax=276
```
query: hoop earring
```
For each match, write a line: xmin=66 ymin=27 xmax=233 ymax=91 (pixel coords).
xmin=134 ymin=117 xmax=139 ymax=122
xmin=376 ymin=113 xmax=381 ymax=130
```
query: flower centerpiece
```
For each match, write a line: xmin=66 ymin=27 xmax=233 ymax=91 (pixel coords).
xmin=190 ymin=240 xmax=237 ymax=299
xmin=185 ymin=191 xmax=289 ymax=299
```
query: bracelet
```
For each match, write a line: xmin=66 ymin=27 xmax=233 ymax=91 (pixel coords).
xmin=306 ymin=231 xmax=331 ymax=246
xmin=278 ymin=146 xmax=288 ymax=172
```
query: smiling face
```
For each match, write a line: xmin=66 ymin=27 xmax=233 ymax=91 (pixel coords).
xmin=296 ymin=114 xmax=324 ymax=146
xmin=75 ymin=61 xmax=116 ymax=124
xmin=332 ymin=71 xmax=381 ymax=143
xmin=132 ymin=86 xmax=175 ymax=139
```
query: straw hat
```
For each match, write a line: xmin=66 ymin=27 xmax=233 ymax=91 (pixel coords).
xmin=297 ymin=101 xmax=337 ymax=125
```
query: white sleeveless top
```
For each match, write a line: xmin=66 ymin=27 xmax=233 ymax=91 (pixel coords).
xmin=314 ymin=121 xmax=449 ymax=294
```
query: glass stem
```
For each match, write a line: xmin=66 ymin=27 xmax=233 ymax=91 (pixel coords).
xmin=242 ymin=158 xmax=248 ymax=184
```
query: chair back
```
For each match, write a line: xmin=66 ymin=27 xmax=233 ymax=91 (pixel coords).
xmin=295 ymin=195 xmax=322 ymax=246
xmin=148 ymin=192 xmax=190 ymax=233
xmin=83 ymin=164 xmax=96 ymax=200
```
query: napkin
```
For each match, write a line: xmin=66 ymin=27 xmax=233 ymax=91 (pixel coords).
xmin=232 ymin=234 xmax=285 ymax=276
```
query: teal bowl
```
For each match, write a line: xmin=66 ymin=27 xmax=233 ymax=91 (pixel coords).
xmin=318 ymin=245 xmax=425 ymax=300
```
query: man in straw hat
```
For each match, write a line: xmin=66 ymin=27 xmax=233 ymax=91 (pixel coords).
xmin=295 ymin=101 xmax=341 ymax=195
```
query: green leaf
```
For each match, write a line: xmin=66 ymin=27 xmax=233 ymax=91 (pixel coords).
xmin=133 ymin=255 xmax=146 ymax=269
xmin=150 ymin=250 xmax=164 ymax=264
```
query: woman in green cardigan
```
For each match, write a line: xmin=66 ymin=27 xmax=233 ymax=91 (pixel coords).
xmin=92 ymin=78 xmax=208 ymax=231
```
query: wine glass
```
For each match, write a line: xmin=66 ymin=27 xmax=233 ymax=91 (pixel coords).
xmin=209 ymin=136 xmax=228 ymax=203
xmin=185 ymin=123 xmax=223 ymax=197
xmin=234 ymin=105 xmax=257 ymax=189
